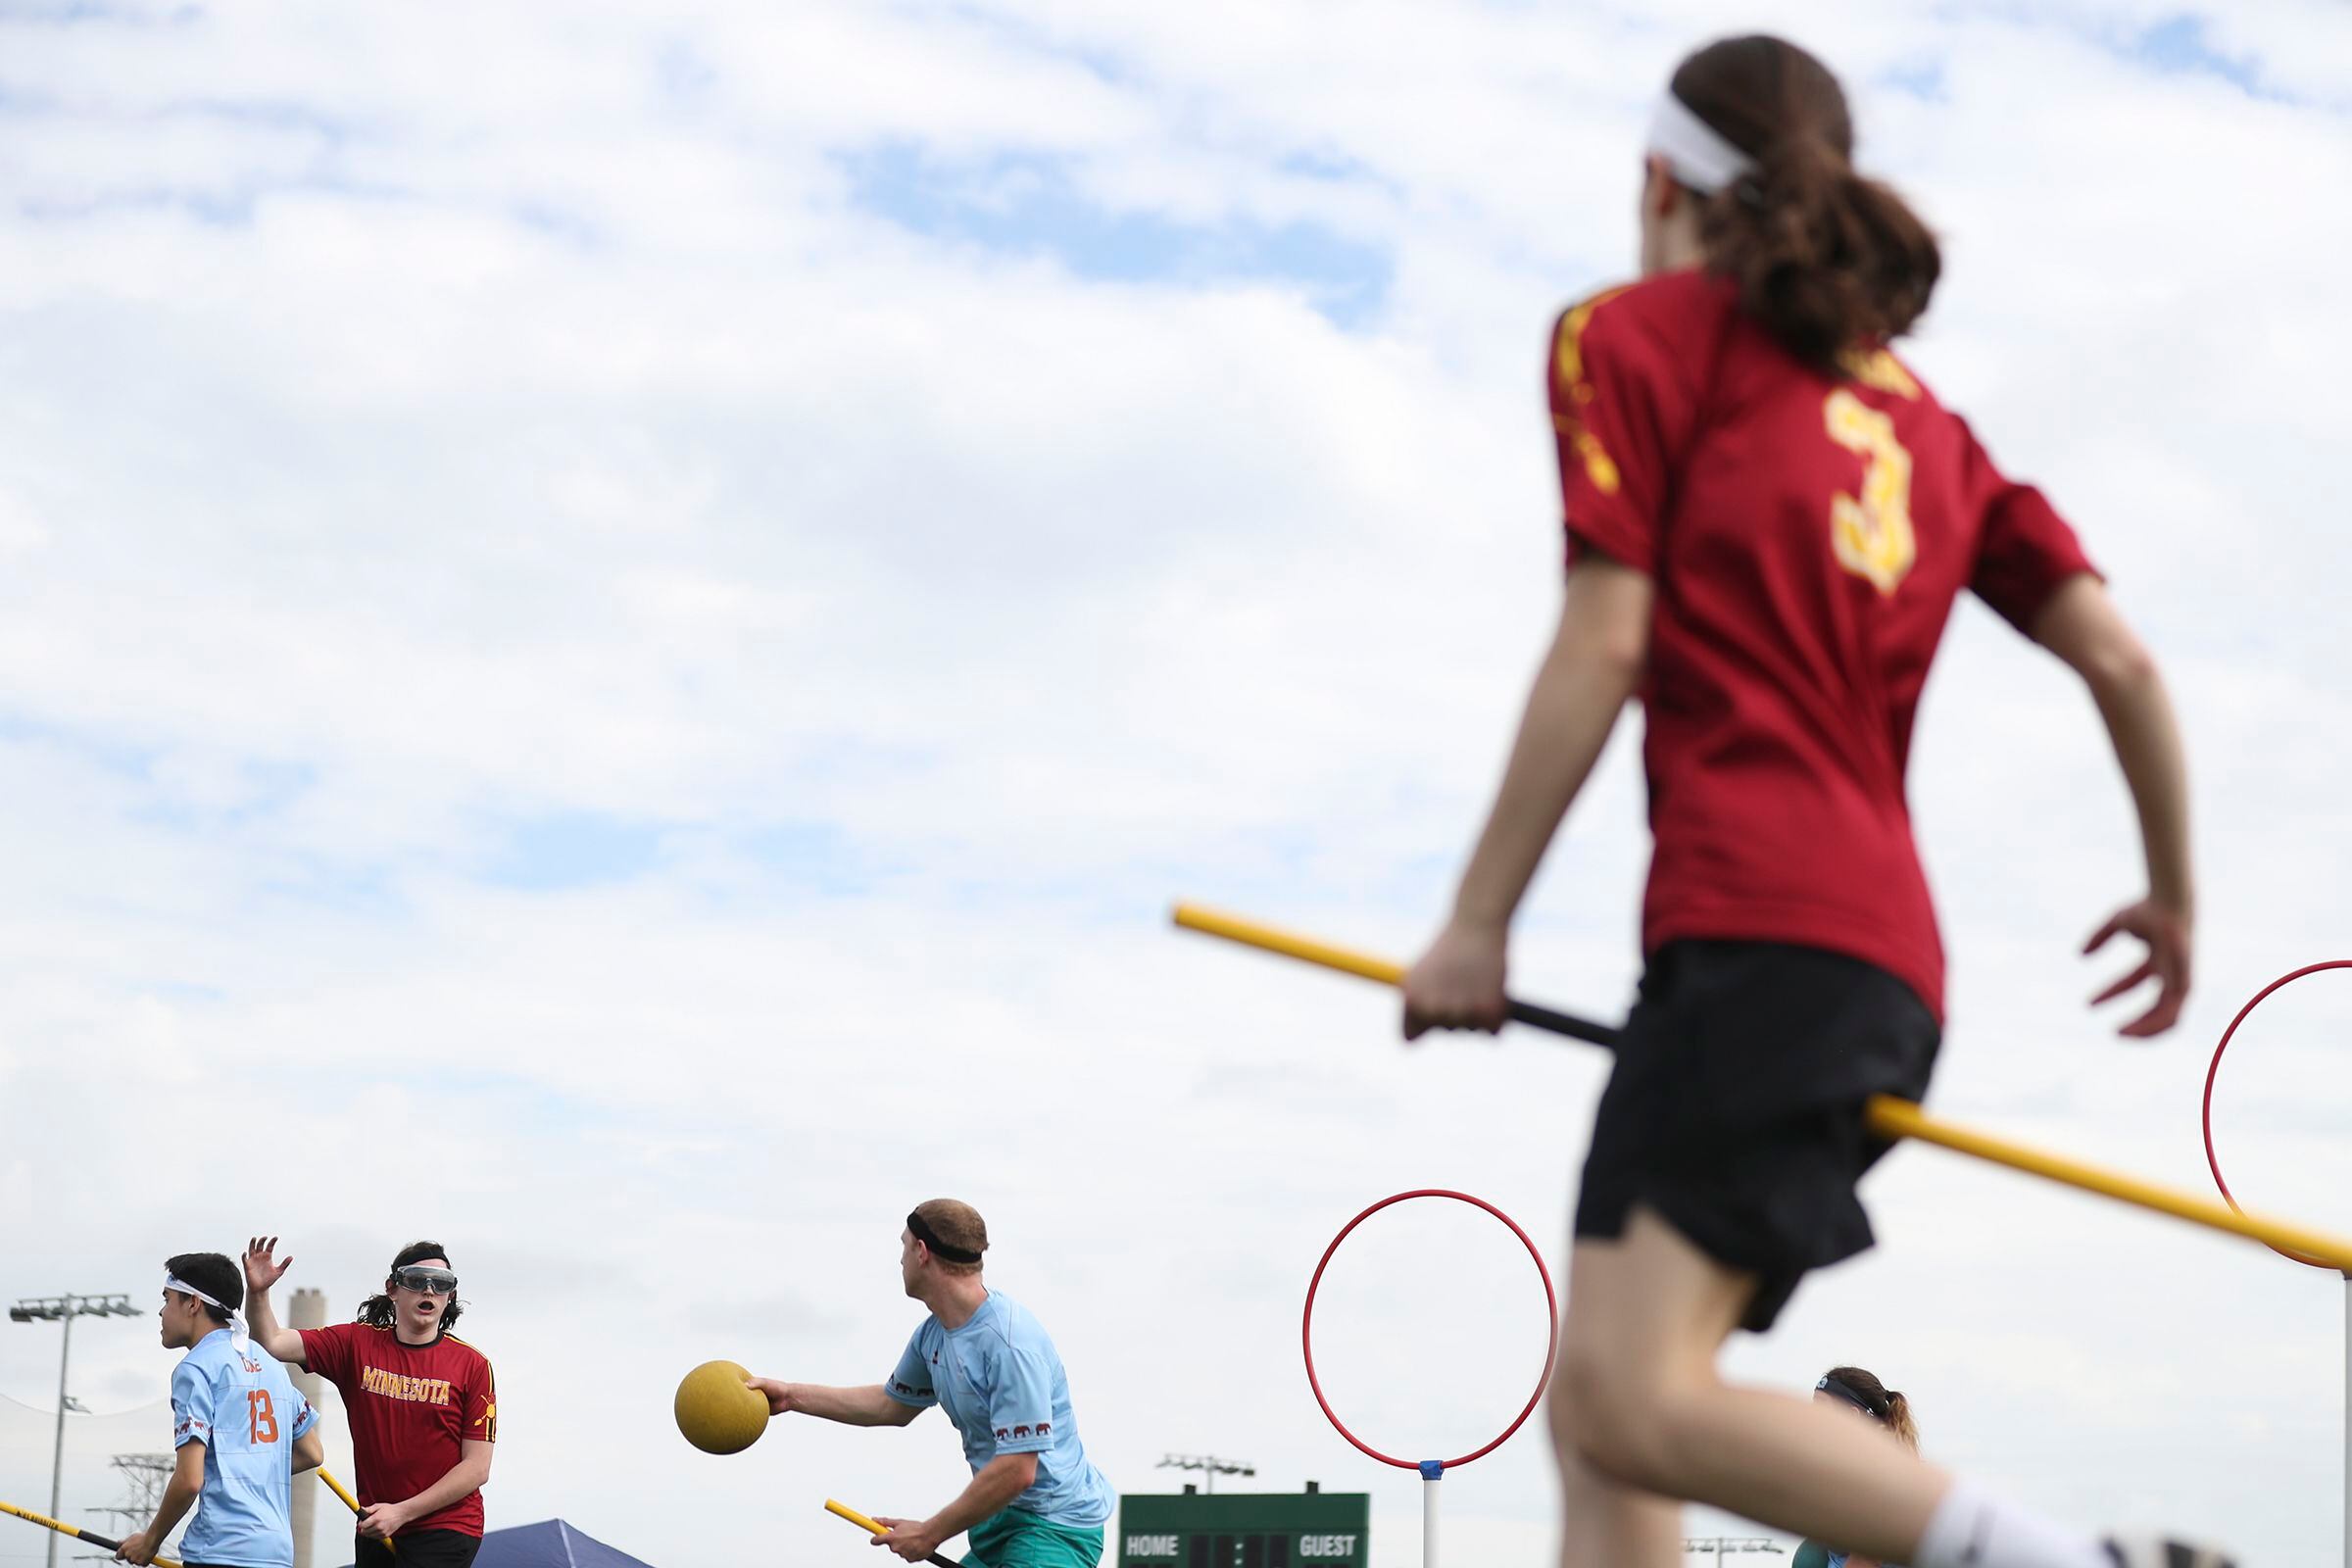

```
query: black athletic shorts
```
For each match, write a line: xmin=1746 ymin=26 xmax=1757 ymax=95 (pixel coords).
xmin=354 ymin=1532 xmax=482 ymax=1568
xmin=1573 ymin=938 xmax=1940 ymax=1333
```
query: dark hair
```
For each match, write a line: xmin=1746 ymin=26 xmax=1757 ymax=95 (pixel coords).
xmin=1670 ymin=35 xmax=1940 ymax=375
xmin=357 ymin=1241 xmax=463 ymax=1332
xmin=1823 ymin=1364 xmax=1918 ymax=1451
xmin=165 ymin=1253 xmax=243 ymax=1326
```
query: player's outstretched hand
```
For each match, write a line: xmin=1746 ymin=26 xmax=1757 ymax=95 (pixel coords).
xmin=864 ymin=1518 xmax=944 ymax=1562
xmin=744 ymin=1377 xmax=793 ymax=1415
xmin=1402 ymin=920 xmax=1508 ymax=1042
xmin=244 ymin=1237 xmax=293 ymax=1295
xmin=2084 ymin=897 xmax=2192 ymax=1039
xmin=114 ymin=1530 xmax=156 ymax=1566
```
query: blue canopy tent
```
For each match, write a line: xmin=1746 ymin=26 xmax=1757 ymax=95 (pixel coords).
xmin=343 ymin=1521 xmax=658 ymax=1568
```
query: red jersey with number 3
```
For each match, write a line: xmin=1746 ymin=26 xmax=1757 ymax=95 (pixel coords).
xmin=1550 ymin=270 xmax=2096 ymax=1020
xmin=299 ymin=1323 xmax=497 ymax=1538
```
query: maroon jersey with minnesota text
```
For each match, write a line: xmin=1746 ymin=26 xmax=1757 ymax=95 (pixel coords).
xmin=1550 ymin=270 xmax=2095 ymax=1020
xmin=299 ymin=1323 xmax=497 ymax=1538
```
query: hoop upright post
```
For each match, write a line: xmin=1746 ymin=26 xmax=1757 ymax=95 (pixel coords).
xmin=2342 ymin=1272 xmax=2349 ymax=1568
xmin=1419 ymin=1461 xmax=1443 ymax=1568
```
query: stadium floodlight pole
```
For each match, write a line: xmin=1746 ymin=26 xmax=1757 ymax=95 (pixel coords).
xmin=1155 ymin=1454 xmax=1255 ymax=1497
xmin=1684 ymin=1537 xmax=1785 ymax=1567
xmin=8 ymin=1296 xmax=140 ymax=1568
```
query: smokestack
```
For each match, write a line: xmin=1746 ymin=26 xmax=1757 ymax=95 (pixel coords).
xmin=289 ymin=1289 xmax=327 ymax=1568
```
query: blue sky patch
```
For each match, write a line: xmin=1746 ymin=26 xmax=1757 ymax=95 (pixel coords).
xmin=738 ymin=820 xmax=888 ymax=899
xmin=0 ymin=1 xmax=204 ymax=26
xmin=1877 ymin=55 xmax=1948 ymax=102
xmin=2129 ymin=14 xmax=2266 ymax=96
xmin=0 ymin=710 xmax=159 ymax=780
xmin=512 ymin=199 xmax=601 ymax=249
xmin=842 ymin=142 xmax=1392 ymax=329
xmin=164 ymin=96 xmax=350 ymax=140
xmin=1276 ymin=147 xmax=1386 ymax=185
xmin=655 ymin=36 xmax=718 ymax=105
xmin=484 ymin=809 xmax=668 ymax=891
xmin=251 ymin=857 xmax=405 ymax=919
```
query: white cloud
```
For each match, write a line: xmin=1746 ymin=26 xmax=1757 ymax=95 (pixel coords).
xmin=4 ymin=1 xmax=2349 ymax=1565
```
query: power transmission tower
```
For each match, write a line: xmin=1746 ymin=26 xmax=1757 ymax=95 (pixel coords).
xmin=86 ymin=1456 xmax=178 ymax=1561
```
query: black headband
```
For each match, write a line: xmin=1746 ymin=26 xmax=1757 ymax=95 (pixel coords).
xmin=1815 ymin=1374 xmax=1891 ymax=1421
xmin=907 ymin=1210 xmax=983 ymax=1265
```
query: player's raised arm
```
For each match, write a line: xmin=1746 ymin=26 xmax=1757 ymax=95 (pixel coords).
xmin=2028 ymin=573 xmax=2194 ymax=1036
xmin=239 ymin=1238 xmax=308 ymax=1365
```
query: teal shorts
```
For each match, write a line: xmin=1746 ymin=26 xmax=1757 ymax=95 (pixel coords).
xmin=963 ymin=1508 xmax=1103 ymax=1568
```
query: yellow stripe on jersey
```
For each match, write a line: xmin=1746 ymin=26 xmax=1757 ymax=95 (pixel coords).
xmin=1841 ymin=346 xmax=1921 ymax=401
xmin=1551 ymin=285 xmax=1637 ymax=498
xmin=434 ymin=1334 xmax=497 ymax=1443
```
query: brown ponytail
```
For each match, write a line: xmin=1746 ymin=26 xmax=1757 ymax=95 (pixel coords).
xmin=1668 ymin=35 xmax=1940 ymax=376
xmin=1884 ymin=1388 xmax=1919 ymax=1451
xmin=1823 ymin=1364 xmax=1919 ymax=1452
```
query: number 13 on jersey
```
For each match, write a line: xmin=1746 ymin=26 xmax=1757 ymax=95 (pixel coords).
xmin=1825 ymin=388 xmax=1916 ymax=595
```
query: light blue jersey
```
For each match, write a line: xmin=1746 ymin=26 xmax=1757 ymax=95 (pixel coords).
xmin=172 ymin=1329 xmax=318 ymax=1568
xmin=886 ymin=1291 xmax=1114 ymax=1531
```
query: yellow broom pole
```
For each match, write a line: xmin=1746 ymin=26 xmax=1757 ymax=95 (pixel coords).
xmin=0 ymin=1498 xmax=184 ymax=1568
xmin=822 ymin=1499 xmax=958 ymax=1568
xmin=317 ymin=1469 xmax=393 ymax=1556
xmin=316 ymin=1470 xmax=363 ymax=1519
xmin=1172 ymin=901 xmax=2352 ymax=1272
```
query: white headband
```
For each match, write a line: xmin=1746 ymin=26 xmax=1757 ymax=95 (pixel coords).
xmin=1646 ymin=90 xmax=1757 ymax=196
xmin=166 ymin=1274 xmax=253 ymax=1357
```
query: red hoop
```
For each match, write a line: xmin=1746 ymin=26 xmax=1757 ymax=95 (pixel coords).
xmin=2202 ymin=960 xmax=2352 ymax=1272
xmin=1299 ymin=1189 xmax=1558 ymax=1472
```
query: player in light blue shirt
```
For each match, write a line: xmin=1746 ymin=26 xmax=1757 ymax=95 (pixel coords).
xmin=748 ymin=1200 xmax=1114 ymax=1568
xmin=116 ymin=1254 xmax=324 ymax=1568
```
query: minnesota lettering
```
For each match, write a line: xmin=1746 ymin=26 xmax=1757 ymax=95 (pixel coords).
xmin=360 ymin=1364 xmax=456 ymax=1406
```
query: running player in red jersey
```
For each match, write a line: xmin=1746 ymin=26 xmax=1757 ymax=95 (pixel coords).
xmin=1401 ymin=33 xmax=2214 ymax=1568
xmin=240 ymin=1240 xmax=497 ymax=1568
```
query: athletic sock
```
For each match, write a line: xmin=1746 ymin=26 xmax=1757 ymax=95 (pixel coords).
xmin=1913 ymin=1477 xmax=2110 ymax=1568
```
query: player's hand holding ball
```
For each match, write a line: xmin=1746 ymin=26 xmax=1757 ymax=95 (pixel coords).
xmin=744 ymin=1376 xmax=794 ymax=1415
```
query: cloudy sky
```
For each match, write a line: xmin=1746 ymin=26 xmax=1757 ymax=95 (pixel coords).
xmin=2 ymin=0 xmax=2350 ymax=1564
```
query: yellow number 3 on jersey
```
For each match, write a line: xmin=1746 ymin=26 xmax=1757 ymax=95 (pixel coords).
xmin=1824 ymin=388 xmax=1916 ymax=595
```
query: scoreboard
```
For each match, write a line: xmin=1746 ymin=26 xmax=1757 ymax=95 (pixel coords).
xmin=1116 ymin=1490 xmax=1369 ymax=1568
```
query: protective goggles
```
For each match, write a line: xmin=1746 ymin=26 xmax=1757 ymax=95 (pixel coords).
xmin=390 ymin=1266 xmax=459 ymax=1296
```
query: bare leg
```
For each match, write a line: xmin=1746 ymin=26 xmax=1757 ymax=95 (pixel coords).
xmin=1553 ymin=1388 xmax=1680 ymax=1568
xmin=1559 ymin=1208 xmax=1949 ymax=1562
